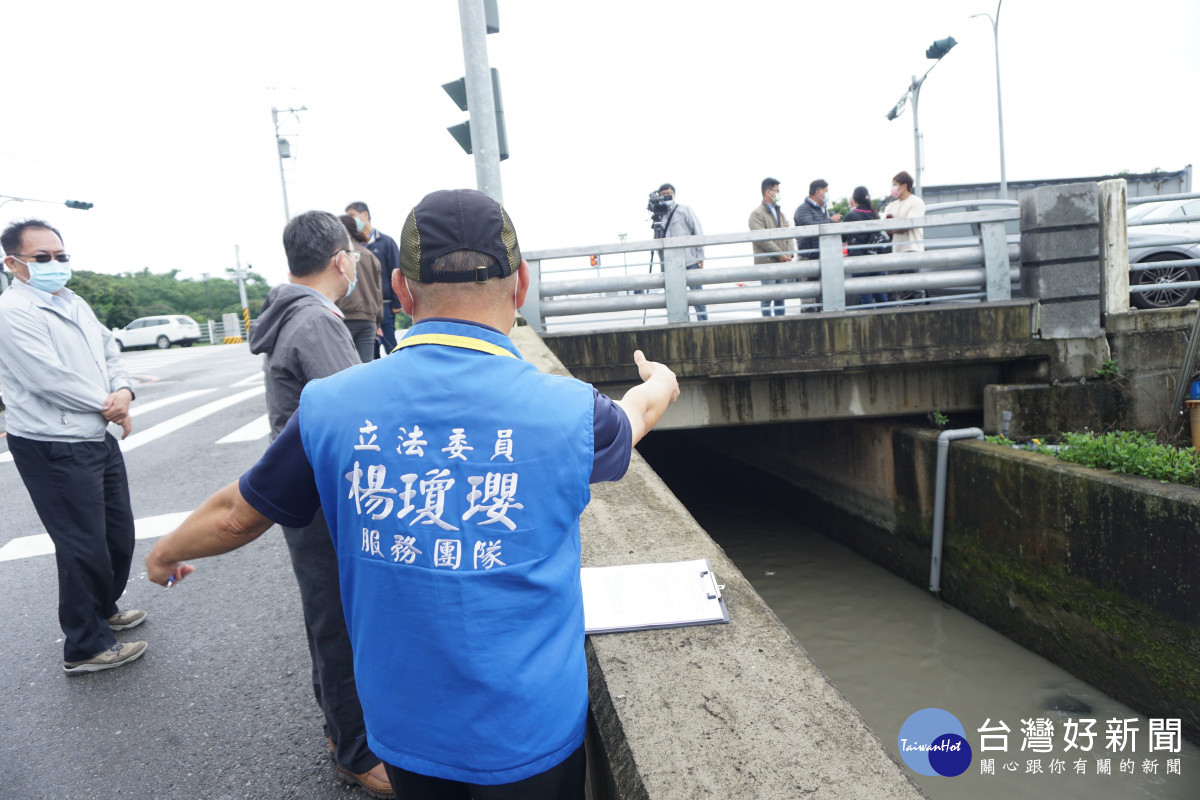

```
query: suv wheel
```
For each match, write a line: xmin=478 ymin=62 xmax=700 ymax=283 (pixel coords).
xmin=1131 ymin=254 xmax=1199 ymax=309
xmin=114 ymin=339 xmax=126 ymax=352
xmin=156 ymin=335 xmax=171 ymax=350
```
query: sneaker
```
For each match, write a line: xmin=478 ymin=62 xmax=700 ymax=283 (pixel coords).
xmin=63 ymin=641 xmax=147 ymax=674
xmin=107 ymin=609 xmax=147 ymax=631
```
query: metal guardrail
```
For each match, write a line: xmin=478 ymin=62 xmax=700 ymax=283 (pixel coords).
xmin=522 ymin=208 xmax=1019 ymax=332
xmin=200 ymin=320 xmax=249 ymax=344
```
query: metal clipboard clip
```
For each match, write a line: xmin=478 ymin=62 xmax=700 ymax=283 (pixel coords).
xmin=699 ymin=569 xmax=724 ymax=601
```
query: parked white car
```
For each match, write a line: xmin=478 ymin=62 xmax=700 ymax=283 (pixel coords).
xmin=111 ymin=315 xmax=201 ymax=350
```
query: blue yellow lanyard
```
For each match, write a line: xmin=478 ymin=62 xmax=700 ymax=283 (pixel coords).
xmin=392 ymin=332 xmax=517 ymax=359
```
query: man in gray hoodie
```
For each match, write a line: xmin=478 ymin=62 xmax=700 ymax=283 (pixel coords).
xmin=247 ymin=210 xmax=393 ymax=798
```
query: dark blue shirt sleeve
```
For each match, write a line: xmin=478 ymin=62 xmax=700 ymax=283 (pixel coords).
xmin=591 ymin=387 xmax=632 ymax=483
xmin=238 ymin=411 xmax=321 ymax=528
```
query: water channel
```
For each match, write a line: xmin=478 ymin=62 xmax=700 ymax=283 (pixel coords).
xmin=636 ymin=430 xmax=1200 ymax=799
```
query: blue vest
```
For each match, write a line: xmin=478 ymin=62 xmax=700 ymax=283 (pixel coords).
xmin=297 ymin=320 xmax=595 ymax=784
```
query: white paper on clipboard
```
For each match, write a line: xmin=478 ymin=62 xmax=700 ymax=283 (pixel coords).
xmin=581 ymin=558 xmax=730 ymax=634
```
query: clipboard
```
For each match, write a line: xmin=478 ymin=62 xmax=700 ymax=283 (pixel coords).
xmin=581 ymin=558 xmax=730 ymax=634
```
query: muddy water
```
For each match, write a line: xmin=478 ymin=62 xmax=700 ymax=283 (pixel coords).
xmin=637 ymin=432 xmax=1199 ymax=799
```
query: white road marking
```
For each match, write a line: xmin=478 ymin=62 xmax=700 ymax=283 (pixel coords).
xmin=0 ymin=511 xmax=192 ymax=563
xmin=133 ymin=389 xmax=217 ymax=415
xmin=0 ymin=389 xmax=220 ymax=464
xmin=216 ymin=414 xmax=270 ymax=444
xmin=119 ymin=386 xmax=265 ymax=453
xmin=231 ymin=370 xmax=264 ymax=387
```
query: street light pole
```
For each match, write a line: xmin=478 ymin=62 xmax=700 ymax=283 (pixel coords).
xmin=202 ymin=272 xmax=213 ymax=321
xmin=886 ymin=37 xmax=956 ymax=197
xmin=910 ymin=75 xmax=924 ymax=196
xmin=970 ymin=1 xmax=1008 ymax=199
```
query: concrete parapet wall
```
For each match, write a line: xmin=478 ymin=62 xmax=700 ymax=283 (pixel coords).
xmin=510 ymin=327 xmax=926 ymax=799
xmin=1020 ymin=182 xmax=1103 ymax=339
xmin=699 ymin=419 xmax=1200 ymax=742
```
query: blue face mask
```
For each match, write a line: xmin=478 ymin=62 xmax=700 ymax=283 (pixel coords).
xmin=20 ymin=259 xmax=72 ymax=293
xmin=354 ymin=217 xmax=365 ymax=232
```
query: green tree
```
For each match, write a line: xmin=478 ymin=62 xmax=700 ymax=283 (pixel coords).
xmin=65 ymin=268 xmax=272 ymax=327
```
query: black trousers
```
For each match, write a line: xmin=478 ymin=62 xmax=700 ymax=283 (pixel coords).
xmin=379 ymin=305 xmax=398 ymax=356
xmin=383 ymin=744 xmax=585 ymax=800
xmin=343 ymin=319 xmax=377 ymax=364
xmin=281 ymin=510 xmax=376 ymax=774
xmin=8 ymin=433 xmax=135 ymax=662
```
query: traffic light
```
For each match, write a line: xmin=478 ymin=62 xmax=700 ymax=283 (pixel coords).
xmin=926 ymin=36 xmax=957 ymax=60
xmin=589 ymin=255 xmax=599 ymax=267
xmin=64 ymin=200 xmax=93 ymax=210
xmin=443 ymin=69 xmax=509 ymax=161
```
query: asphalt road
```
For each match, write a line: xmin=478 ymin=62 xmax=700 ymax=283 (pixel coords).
xmin=0 ymin=344 xmax=372 ymax=800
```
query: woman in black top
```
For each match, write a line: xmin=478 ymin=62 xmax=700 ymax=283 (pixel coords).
xmin=844 ymin=185 xmax=889 ymax=305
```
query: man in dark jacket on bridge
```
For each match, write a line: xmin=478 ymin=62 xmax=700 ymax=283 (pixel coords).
xmin=793 ymin=179 xmax=843 ymax=312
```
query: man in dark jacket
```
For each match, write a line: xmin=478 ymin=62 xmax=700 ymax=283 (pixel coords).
xmin=247 ymin=210 xmax=393 ymax=798
xmin=793 ymin=180 xmax=843 ymax=312
xmin=793 ymin=179 xmax=843 ymax=257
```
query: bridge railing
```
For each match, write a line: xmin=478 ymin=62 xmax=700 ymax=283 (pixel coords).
xmin=521 ymin=208 xmax=1019 ymax=332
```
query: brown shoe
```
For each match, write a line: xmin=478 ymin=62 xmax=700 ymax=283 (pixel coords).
xmin=334 ymin=761 xmax=394 ymax=799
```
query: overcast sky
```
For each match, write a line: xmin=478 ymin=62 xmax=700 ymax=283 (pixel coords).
xmin=3 ymin=0 xmax=1198 ymax=287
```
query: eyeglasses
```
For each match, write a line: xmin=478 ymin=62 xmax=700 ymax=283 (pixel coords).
xmin=12 ymin=253 xmax=71 ymax=263
xmin=334 ymin=249 xmax=361 ymax=264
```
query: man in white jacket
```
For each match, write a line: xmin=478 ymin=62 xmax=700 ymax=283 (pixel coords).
xmin=0 ymin=219 xmax=146 ymax=675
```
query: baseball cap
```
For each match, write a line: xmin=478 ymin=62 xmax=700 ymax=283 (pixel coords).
xmin=400 ymin=188 xmax=522 ymax=283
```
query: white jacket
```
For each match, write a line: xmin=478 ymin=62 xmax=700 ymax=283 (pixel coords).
xmin=0 ymin=280 xmax=132 ymax=442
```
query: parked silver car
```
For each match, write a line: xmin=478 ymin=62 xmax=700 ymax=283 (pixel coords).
xmin=916 ymin=198 xmax=1200 ymax=309
xmin=1126 ymin=198 xmax=1200 ymax=309
xmin=112 ymin=315 xmax=201 ymax=350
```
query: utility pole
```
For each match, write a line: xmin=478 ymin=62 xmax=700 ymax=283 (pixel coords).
xmin=271 ymin=105 xmax=306 ymax=223
xmin=456 ymin=0 xmax=503 ymax=203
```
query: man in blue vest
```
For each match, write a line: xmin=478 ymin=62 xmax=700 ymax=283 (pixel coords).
xmin=146 ymin=189 xmax=680 ymax=799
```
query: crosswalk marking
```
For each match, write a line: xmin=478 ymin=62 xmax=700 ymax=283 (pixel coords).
xmin=216 ymin=414 xmax=270 ymax=444
xmin=232 ymin=370 xmax=264 ymax=387
xmin=133 ymin=389 xmax=217 ymax=415
xmin=119 ymin=386 xmax=265 ymax=453
xmin=0 ymin=388 xmax=227 ymax=464
xmin=0 ymin=511 xmax=191 ymax=563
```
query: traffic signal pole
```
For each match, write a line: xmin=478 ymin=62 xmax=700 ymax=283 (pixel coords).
xmin=457 ymin=0 xmax=503 ymax=203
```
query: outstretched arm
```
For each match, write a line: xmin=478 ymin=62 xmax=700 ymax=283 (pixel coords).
xmin=145 ymin=481 xmax=275 ymax=586
xmin=616 ymin=350 xmax=680 ymax=446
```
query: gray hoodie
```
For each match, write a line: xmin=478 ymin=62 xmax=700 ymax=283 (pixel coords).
xmin=249 ymin=283 xmax=361 ymax=440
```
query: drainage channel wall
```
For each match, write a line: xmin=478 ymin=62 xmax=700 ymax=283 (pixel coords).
xmin=700 ymin=419 xmax=1200 ymax=744
xmin=510 ymin=326 xmax=926 ymax=799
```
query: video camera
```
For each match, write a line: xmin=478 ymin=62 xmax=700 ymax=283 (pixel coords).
xmin=647 ymin=190 xmax=673 ymax=236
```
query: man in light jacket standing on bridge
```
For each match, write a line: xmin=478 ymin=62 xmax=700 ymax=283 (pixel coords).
xmin=0 ymin=219 xmax=146 ymax=675
xmin=749 ymin=177 xmax=794 ymax=317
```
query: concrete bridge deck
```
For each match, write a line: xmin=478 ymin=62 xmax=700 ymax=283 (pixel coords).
xmin=541 ymin=301 xmax=1063 ymax=429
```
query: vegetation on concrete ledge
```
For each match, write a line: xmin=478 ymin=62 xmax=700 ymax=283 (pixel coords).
xmin=987 ymin=430 xmax=1200 ymax=488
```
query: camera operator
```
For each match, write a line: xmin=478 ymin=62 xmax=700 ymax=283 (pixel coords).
xmin=650 ymin=183 xmax=706 ymax=321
